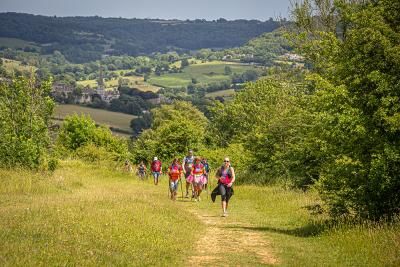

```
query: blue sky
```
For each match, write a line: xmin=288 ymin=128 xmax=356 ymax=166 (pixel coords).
xmin=0 ymin=0 xmax=292 ymax=20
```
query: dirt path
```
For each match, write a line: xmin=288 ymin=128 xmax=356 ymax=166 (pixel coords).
xmin=187 ymin=209 xmax=278 ymax=266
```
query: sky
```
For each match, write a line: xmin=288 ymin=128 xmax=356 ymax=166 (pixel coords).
xmin=0 ymin=0 xmax=292 ymax=21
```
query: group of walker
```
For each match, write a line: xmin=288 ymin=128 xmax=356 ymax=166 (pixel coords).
xmin=147 ymin=149 xmax=235 ymax=217
xmin=128 ymin=149 xmax=235 ymax=216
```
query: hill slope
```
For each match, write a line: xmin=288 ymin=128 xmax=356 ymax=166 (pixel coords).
xmin=0 ymin=13 xmax=281 ymax=63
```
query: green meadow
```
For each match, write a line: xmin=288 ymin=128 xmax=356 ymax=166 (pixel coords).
xmin=77 ymin=75 xmax=160 ymax=92
xmin=0 ymin=37 xmax=39 ymax=49
xmin=149 ymin=61 xmax=261 ymax=88
xmin=205 ymin=88 xmax=236 ymax=99
xmin=0 ymin=160 xmax=398 ymax=266
xmin=1 ymin=58 xmax=37 ymax=74
xmin=54 ymin=104 xmax=136 ymax=135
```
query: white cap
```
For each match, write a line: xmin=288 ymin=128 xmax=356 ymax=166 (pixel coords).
xmin=154 ymin=157 xmax=158 ymax=160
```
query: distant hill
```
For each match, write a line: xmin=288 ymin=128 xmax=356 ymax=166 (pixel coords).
xmin=0 ymin=13 xmax=282 ymax=63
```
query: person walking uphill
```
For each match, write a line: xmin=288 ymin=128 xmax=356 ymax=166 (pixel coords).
xmin=168 ymin=158 xmax=182 ymax=201
xmin=211 ymin=157 xmax=235 ymax=217
xmin=191 ymin=157 xmax=206 ymax=201
xmin=151 ymin=157 xmax=162 ymax=185
xmin=182 ymin=150 xmax=195 ymax=198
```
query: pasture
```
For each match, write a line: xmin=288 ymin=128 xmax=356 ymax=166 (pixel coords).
xmin=54 ymin=104 xmax=136 ymax=135
xmin=77 ymin=75 xmax=160 ymax=92
xmin=1 ymin=58 xmax=37 ymax=74
xmin=148 ymin=61 xmax=261 ymax=88
xmin=205 ymin=88 xmax=236 ymax=99
xmin=0 ymin=37 xmax=39 ymax=49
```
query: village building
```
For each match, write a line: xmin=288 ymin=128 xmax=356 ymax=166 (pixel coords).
xmin=51 ymin=66 xmax=119 ymax=104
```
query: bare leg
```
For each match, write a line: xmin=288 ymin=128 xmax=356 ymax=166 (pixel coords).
xmin=185 ymin=182 xmax=190 ymax=197
xmin=222 ymin=201 xmax=227 ymax=213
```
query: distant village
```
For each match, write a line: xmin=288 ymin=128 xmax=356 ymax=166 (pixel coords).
xmin=51 ymin=68 xmax=163 ymax=105
xmin=51 ymin=82 xmax=120 ymax=104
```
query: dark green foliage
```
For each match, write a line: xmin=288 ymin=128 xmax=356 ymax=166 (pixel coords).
xmin=0 ymin=76 xmax=54 ymax=169
xmin=288 ymin=0 xmax=400 ymax=219
xmin=132 ymin=101 xmax=207 ymax=163
xmin=130 ymin=112 xmax=153 ymax=136
xmin=0 ymin=13 xmax=281 ymax=63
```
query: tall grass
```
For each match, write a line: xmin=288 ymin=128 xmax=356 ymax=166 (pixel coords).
xmin=1 ymin=161 xmax=399 ymax=266
xmin=0 ymin=161 xmax=203 ymax=266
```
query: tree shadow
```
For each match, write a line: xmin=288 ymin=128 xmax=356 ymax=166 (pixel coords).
xmin=226 ymin=222 xmax=328 ymax=238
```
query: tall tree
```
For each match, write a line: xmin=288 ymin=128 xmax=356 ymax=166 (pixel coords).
xmin=0 ymin=76 xmax=54 ymax=168
xmin=290 ymin=0 xmax=400 ymax=219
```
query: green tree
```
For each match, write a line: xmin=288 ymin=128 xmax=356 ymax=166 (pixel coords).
xmin=0 ymin=76 xmax=55 ymax=168
xmin=181 ymin=58 xmax=190 ymax=68
xmin=57 ymin=114 xmax=129 ymax=159
xmin=133 ymin=101 xmax=208 ymax=162
xmin=224 ymin=66 xmax=232 ymax=75
xmin=290 ymin=0 xmax=400 ymax=219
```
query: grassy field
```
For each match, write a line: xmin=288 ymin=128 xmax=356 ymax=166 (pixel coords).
xmin=54 ymin=104 xmax=136 ymax=135
xmin=77 ymin=75 xmax=160 ymax=92
xmin=1 ymin=58 xmax=37 ymax=74
xmin=0 ymin=37 xmax=39 ymax=49
xmin=205 ymin=89 xmax=236 ymax=98
xmin=149 ymin=61 xmax=261 ymax=88
xmin=0 ymin=161 xmax=203 ymax=266
xmin=1 ymin=160 xmax=398 ymax=266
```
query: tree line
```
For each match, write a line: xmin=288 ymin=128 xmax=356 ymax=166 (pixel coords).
xmin=0 ymin=13 xmax=281 ymax=63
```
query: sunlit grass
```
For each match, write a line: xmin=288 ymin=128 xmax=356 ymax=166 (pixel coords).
xmin=1 ymin=162 xmax=398 ymax=266
xmin=77 ymin=76 xmax=160 ymax=92
xmin=0 ymin=160 xmax=203 ymax=266
xmin=1 ymin=58 xmax=37 ymax=74
xmin=148 ymin=61 xmax=260 ymax=88
xmin=205 ymin=89 xmax=235 ymax=98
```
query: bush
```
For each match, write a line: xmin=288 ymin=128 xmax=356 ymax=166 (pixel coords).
xmin=57 ymin=114 xmax=130 ymax=161
xmin=0 ymin=76 xmax=54 ymax=169
xmin=133 ymin=101 xmax=208 ymax=163
xmin=74 ymin=144 xmax=112 ymax=162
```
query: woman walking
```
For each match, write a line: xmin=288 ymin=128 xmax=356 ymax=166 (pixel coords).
xmin=168 ymin=158 xmax=182 ymax=201
xmin=211 ymin=157 xmax=235 ymax=217
xmin=191 ymin=157 xmax=206 ymax=201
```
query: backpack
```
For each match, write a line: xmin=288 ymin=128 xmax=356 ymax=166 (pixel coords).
xmin=152 ymin=160 xmax=161 ymax=172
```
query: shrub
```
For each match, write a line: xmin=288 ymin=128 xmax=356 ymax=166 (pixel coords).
xmin=57 ymin=114 xmax=130 ymax=161
xmin=0 ymin=76 xmax=54 ymax=169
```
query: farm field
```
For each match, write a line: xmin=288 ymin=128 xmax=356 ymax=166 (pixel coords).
xmin=1 ymin=58 xmax=37 ymax=73
xmin=77 ymin=75 xmax=160 ymax=92
xmin=0 ymin=160 xmax=398 ymax=266
xmin=205 ymin=88 xmax=236 ymax=99
xmin=148 ymin=61 xmax=261 ymax=88
xmin=54 ymin=104 xmax=136 ymax=135
xmin=0 ymin=37 xmax=39 ymax=49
